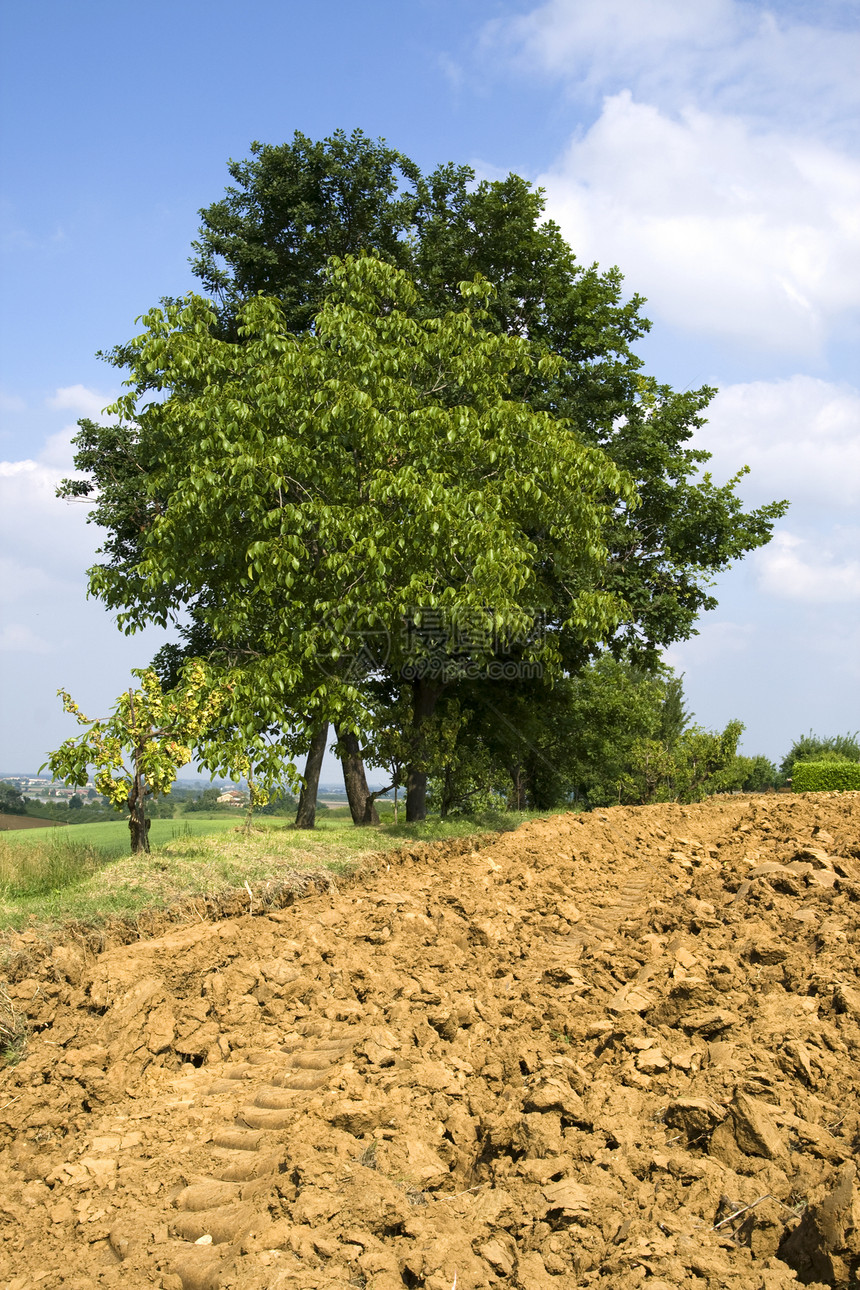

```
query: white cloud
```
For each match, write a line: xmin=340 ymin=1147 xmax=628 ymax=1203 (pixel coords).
xmin=488 ymin=0 xmax=860 ymax=139
xmin=0 ymin=430 xmax=175 ymax=771
xmin=537 ymin=93 xmax=860 ymax=353
xmin=47 ymin=384 xmax=115 ymax=419
xmin=0 ymin=623 xmax=53 ymax=655
xmin=754 ymin=529 xmax=860 ymax=602
xmin=39 ymin=429 xmax=85 ymax=472
xmin=474 ymin=0 xmax=860 ymax=756
xmin=698 ymin=375 xmax=860 ymax=510
xmin=484 ymin=0 xmax=860 ymax=353
xmin=0 ymin=432 xmax=94 ymax=577
xmin=0 ymin=459 xmax=37 ymax=478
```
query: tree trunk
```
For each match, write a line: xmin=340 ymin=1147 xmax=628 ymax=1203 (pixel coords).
xmin=440 ymin=764 xmax=455 ymax=819
xmin=128 ymin=813 xmax=151 ymax=853
xmin=362 ymin=790 xmax=388 ymax=825
xmin=295 ymin=723 xmax=328 ymax=829
xmin=508 ymin=763 xmax=527 ymax=812
xmin=336 ymin=726 xmax=380 ymax=827
xmin=128 ymin=762 xmax=150 ymax=853
xmin=405 ymin=678 xmax=443 ymax=823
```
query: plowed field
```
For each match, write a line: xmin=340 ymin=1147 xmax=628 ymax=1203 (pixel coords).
xmin=0 ymin=815 xmax=67 ymax=831
xmin=2 ymin=793 xmax=859 ymax=1290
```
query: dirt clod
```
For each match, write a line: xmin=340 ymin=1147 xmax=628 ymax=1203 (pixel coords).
xmin=2 ymin=792 xmax=860 ymax=1288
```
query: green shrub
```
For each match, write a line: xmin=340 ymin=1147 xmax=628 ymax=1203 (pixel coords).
xmin=780 ymin=731 xmax=860 ymax=777
xmin=792 ymin=761 xmax=860 ymax=793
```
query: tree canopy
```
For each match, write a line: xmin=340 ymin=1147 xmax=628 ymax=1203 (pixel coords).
xmin=184 ymin=131 xmax=786 ymax=662
xmin=60 ymin=129 xmax=789 ymax=820
xmin=78 ymin=256 xmax=638 ymax=816
xmin=44 ymin=662 xmax=286 ymax=852
xmin=0 ymin=782 xmax=27 ymax=816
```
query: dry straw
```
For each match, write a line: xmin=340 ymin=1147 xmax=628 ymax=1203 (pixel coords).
xmin=0 ymin=981 xmax=25 ymax=1060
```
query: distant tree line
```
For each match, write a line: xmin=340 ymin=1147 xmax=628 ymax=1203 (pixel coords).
xmin=424 ymin=663 xmax=860 ymax=814
xmin=25 ymin=711 xmax=860 ymax=835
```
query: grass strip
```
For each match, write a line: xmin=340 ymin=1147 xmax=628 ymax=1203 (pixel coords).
xmin=0 ymin=815 xmax=242 ymax=850
xmin=0 ymin=809 xmax=536 ymax=933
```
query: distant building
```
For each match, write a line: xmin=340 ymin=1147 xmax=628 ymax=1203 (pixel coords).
xmin=216 ymin=789 xmax=247 ymax=807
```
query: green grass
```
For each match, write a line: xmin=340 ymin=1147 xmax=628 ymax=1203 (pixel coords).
xmin=0 ymin=808 xmax=537 ymax=933
xmin=1 ymin=815 xmax=242 ymax=851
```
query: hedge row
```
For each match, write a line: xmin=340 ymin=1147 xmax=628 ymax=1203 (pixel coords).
xmin=792 ymin=761 xmax=860 ymax=793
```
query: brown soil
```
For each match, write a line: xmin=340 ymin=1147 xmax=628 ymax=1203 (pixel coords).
xmin=0 ymin=814 xmax=66 ymax=831
xmin=2 ymin=793 xmax=859 ymax=1290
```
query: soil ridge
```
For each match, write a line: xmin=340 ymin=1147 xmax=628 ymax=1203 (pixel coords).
xmin=2 ymin=794 xmax=859 ymax=1289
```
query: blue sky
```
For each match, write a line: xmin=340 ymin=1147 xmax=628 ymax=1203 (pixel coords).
xmin=1 ymin=0 xmax=858 ymax=777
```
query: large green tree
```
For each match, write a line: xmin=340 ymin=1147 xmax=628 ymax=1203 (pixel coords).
xmin=67 ymin=132 xmax=786 ymax=661
xmin=83 ymin=256 xmax=633 ymax=820
xmin=61 ymin=130 xmax=788 ymax=819
xmin=186 ymin=131 xmax=785 ymax=665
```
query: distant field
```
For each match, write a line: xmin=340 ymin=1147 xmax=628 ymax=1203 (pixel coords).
xmin=0 ymin=814 xmax=67 ymax=832
xmin=2 ymin=816 xmax=244 ymax=852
